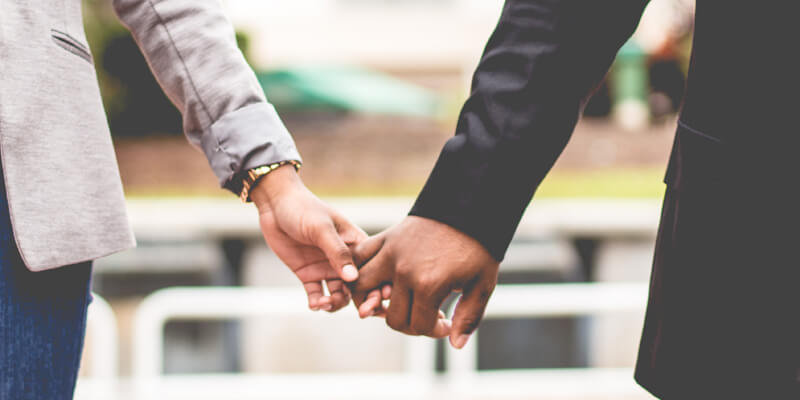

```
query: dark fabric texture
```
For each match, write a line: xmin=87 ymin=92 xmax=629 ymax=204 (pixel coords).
xmin=410 ymin=0 xmax=650 ymax=261
xmin=1 ymin=163 xmax=93 ymax=400
xmin=635 ymin=127 xmax=800 ymax=398
xmin=410 ymin=0 xmax=800 ymax=397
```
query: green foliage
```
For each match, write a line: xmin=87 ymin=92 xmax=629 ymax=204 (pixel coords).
xmin=83 ymin=0 xmax=128 ymax=119
xmin=82 ymin=1 xmax=257 ymax=137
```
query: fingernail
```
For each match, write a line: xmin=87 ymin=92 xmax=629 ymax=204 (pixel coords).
xmin=454 ymin=334 xmax=471 ymax=349
xmin=322 ymin=304 xmax=333 ymax=311
xmin=342 ymin=264 xmax=358 ymax=281
xmin=361 ymin=310 xmax=374 ymax=319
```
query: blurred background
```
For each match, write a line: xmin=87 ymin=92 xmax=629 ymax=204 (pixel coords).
xmin=75 ymin=0 xmax=695 ymax=399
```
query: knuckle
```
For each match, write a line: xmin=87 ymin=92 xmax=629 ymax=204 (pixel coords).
xmin=308 ymin=219 xmax=333 ymax=237
xmin=459 ymin=317 xmax=482 ymax=334
xmin=412 ymin=320 xmax=434 ymax=336
xmin=385 ymin=315 xmax=404 ymax=332
xmin=304 ymin=217 xmax=325 ymax=232
xmin=414 ymin=273 xmax=441 ymax=293
xmin=395 ymin=266 xmax=414 ymax=282
xmin=334 ymin=246 xmax=351 ymax=261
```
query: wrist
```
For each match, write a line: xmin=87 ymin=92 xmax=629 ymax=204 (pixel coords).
xmin=250 ymin=164 xmax=304 ymax=212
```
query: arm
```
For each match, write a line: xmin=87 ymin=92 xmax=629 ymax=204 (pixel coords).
xmin=411 ymin=0 xmax=651 ymax=261
xmin=354 ymin=0 xmax=650 ymax=345
xmin=112 ymin=0 xmax=370 ymax=311
xmin=111 ymin=0 xmax=297 ymax=194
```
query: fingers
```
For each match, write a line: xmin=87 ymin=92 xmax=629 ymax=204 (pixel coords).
xmin=325 ymin=279 xmax=351 ymax=312
xmin=358 ymin=289 xmax=383 ymax=318
xmin=349 ymin=238 xmax=393 ymax=317
xmin=409 ymin=287 xmax=450 ymax=337
xmin=382 ymin=284 xmax=392 ymax=299
xmin=303 ymin=281 xmax=329 ymax=311
xmin=312 ymin=222 xmax=359 ymax=282
xmin=334 ymin=213 xmax=369 ymax=246
xmin=351 ymin=240 xmax=394 ymax=294
xmin=385 ymin=280 xmax=450 ymax=337
xmin=294 ymin=261 xmax=340 ymax=283
xmin=430 ymin=318 xmax=453 ymax=338
xmin=349 ymin=233 xmax=390 ymax=317
xmin=449 ymin=277 xmax=495 ymax=349
xmin=358 ymin=284 xmax=392 ymax=318
xmin=352 ymin=233 xmax=386 ymax=267
xmin=355 ymin=285 xmax=392 ymax=319
xmin=385 ymin=280 xmax=412 ymax=334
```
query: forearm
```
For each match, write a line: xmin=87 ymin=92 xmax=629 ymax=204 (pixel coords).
xmin=111 ymin=0 xmax=300 ymax=193
xmin=411 ymin=0 xmax=649 ymax=261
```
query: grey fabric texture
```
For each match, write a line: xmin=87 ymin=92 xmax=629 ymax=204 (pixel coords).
xmin=0 ymin=0 xmax=299 ymax=271
xmin=112 ymin=0 xmax=301 ymax=192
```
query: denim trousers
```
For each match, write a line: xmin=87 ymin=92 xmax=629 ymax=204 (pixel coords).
xmin=0 ymin=169 xmax=93 ymax=400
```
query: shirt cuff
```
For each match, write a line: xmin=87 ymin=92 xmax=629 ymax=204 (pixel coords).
xmin=199 ymin=102 xmax=302 ymax=194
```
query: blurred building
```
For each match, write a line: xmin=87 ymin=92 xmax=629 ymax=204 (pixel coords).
xmin=224 ymin=0 xmax=505 ymax=89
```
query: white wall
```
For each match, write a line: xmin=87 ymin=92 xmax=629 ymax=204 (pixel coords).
xmin=224 ymin=0 xmax=505 ymax=72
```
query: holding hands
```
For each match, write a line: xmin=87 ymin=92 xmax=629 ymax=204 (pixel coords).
xmin=350 ymin=216 xmax=500 ymax=349
xmin=254 ymin=170 xmax=497 ymax=348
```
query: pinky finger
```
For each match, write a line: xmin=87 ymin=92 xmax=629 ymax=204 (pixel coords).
xmin=358 ymin=289 xmax=383 ymax=318
xmin=429 ymin=318 xmax=452 ymax=339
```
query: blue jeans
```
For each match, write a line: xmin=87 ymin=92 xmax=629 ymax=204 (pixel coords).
xmin=0 ymin=170 xmax=92 ymax=400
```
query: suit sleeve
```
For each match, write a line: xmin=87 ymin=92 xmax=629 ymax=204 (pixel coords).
xmin=410 ymin=0 xmax=650 ymax=261
xmin=111 ymin=0 xmax=301 ymax=194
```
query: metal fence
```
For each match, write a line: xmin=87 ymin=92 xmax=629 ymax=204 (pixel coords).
xmin=76 ymin=283 xmax=651 ymax=399
xmin=74 ymin=198 xmax=660 ymax=399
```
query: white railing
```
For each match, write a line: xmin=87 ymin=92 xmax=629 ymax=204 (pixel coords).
xmin=447 ymin=283 xmax=648 ymax=375
xmin=444 ymin=283 xmax=650 ymax=399
xmin=73 ymin=294 xmax=119 ymax=400
xmin=125 ymin=283 xmax=651 ymax=399
xmin=85 ymin=293 xmax=120 ymax=380
xmin=69 ymin=198 xmax=663 ymax=398
xmin=130 ymin=287 xmax=440 ymax=399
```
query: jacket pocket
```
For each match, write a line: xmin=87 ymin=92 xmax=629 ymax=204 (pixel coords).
xmin=50 ymin=29 xmax=93 ymax=64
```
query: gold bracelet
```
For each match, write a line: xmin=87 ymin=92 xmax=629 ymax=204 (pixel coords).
xmin=240 ymin=160 xmax=301 ymax=203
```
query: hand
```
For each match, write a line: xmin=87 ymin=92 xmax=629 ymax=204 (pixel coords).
xmin=252 ymin=165 xmax=369 ymax=312
xmin=351 ymin=216 xmax=500 ymax=348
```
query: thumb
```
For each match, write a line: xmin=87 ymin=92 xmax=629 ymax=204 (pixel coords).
xmin=333 ymin=213 xmax=369 ymax=248
xmin=350 ymin=234 xmax=393 ymax=295
xmin=312 ymin=222 xmax=359 ymax=282
xmin=449 ymin=277 xmax=495 ymax=349
xmin=353 ymin=232 xmax=386 ymax=267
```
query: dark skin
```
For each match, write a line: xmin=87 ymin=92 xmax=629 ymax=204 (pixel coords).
xmin=351 ymin=216 xmax=500 ymax=348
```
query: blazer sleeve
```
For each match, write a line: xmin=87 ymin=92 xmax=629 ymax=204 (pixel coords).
xmin=409 ymin=0 xmax=650 ymax=261
xmin=111 ymin=0 xmax=301 ymax=194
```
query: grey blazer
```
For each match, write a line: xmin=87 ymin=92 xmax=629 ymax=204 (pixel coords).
xmin=0 ymin=0 xmax=301 ymax=271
